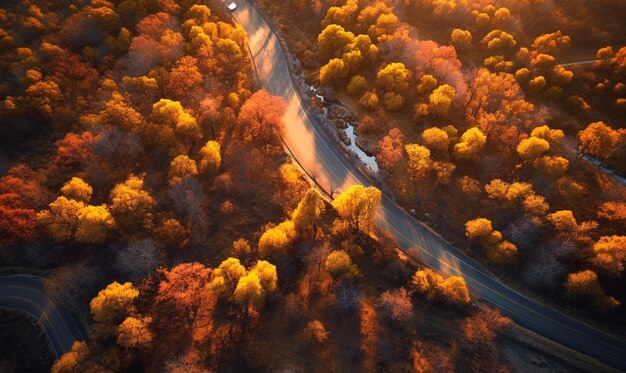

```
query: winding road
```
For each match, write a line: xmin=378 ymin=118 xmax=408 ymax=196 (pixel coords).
xmin=232 ymin=1 xmax=626 ymax=370
xmin=0 ymin=275 xmax=85 ymax=359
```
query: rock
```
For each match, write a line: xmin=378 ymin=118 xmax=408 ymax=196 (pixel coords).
xmin=333 ymin=119 xmax=348 ymax=130
xmin=337 ymin=129 xmax=351 ymax=146
xmin=319 ymin=86 xmax=338 ymax=102
xmin=292 ymin=62 xmax=302 ymax=76
xmin=328 ymin=104 xmax=357 ymax=122
xmin=355 ymin=135 xmax=378 ymax=156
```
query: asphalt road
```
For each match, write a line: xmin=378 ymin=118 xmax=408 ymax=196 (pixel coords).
xmin=232 ymin=1 xmax=626 ymax=370
xmin=0 ymin=275 xmax=85 ymax=358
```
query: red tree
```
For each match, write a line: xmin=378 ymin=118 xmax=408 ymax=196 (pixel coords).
xmin=54 ymin=132 xmax=97 ymax=168
xmin=238 ymin=90 xmax=286 ymax=146
xmin=376 ymin=128 xmax=404 ymax=171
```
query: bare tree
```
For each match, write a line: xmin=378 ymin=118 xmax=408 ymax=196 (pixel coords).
xmin=116 ymin=238 xmax=162 ymax=281
xmin=522 ymin=238 xmax=577 ymax=292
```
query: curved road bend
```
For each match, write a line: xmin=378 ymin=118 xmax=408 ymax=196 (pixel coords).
xmin=0 ymin=275 xmax=85 ymax=358
xmin=232 ymin=1 xmax=626 ymax=370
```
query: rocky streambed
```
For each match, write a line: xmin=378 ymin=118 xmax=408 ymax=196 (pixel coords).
xmin=308 ymin=86 xmax=379 ymax=173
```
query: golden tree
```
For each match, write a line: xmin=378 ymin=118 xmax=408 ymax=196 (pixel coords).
xmin=405 ymin=144 xmax=431 ymax=182
xmin=376 ymin=62 xmax=412 ymax=111
xmin=250 ymin=260 xmax=278 ymax=293
xmin=331 ymin=185 xmax=381 ymax=233
xmin=90 ymin=281 xmax=138 ymax=337
xmin=325 ymin=250 xmax=360 ymax=280
xmin=234 ymin=272 xmax=265 ymax=310
xmin=198 ymin=140 xmax=221 ymax=174
xmin=429 ymin=84 xmax=456 ymax=116
xmin=453 ymin=128 xmax=486 ymax=161
xmin=110 ymin=175 xmax=156 ymax=229
xmin=422 ymin=127 xmax=449 ymax=154
xmin=75 ymin=204 xmax=115 ymax=244
xmin=168 ymin=155 xmax=198 ymax=183
xmin=37 ymin=197 xmax=85 ymax=242
xmin=592 ymin=236 xmax=626 ymax=277
xmin=60 ymin=177 xmax=93 ymax=202
xmin=577 ymin=121 xmax=625 ymax=161
xmin=517 ymin=136 xmax=550 ymax=160
xmin=211 ymin=257 xmax=247 ymax=295
xmin=304 ymin=319 xmax=329 ymax=344
xmin=117 ymin=316 xmax=153 ymax=349
xmin=258 ymin=220 xmax=296 ymax=258
xmin=563 ymin=270 xmax=619 ymax=311
xmin=292 ymin=188 xmax=325 ymax=239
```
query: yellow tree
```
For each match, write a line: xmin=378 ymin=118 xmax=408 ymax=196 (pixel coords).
xmin=592 ymin=236 xmax=626 ymax=277
xmin=530 ymin=125 xmax=564 ymax=143
xmin=517 ymin=136 xmax=550 ymax=160
xmin=75 ymin=204 xmax=115 ymax=244
xmin=110 ymin=175 xmax=156 ymax=229
xmin=411 ymin=268 xmax=471 ymax=305
xmin=210 ymin=257 xmax=247 ymax=296
xmin=198 ymin=140 xmax=221 ymax=174
xmin=453 ymin=127 xmax=486 ymax=161
xmin=547 ymin=210 xmax=578 ymax=233
xmin=90 ymin=281 xmax=138 ymax=337
xmin=37 ymin=197 xmax=85 ymax=242
xmin=331 ymin=185 xmax=382 ymax=233
xmin=99 ymin=91 xmax=143 ymax=131
xmin=348 ymin=75 xmax=368 ymax=96
xmin=234 ymin=272 xmax=265 ymax=310
xmin=51 ymin=341 xmax=104 ymax=373
xmin=25 ymin=80 xmax=62 ymax=119
xmin=325 ymin=250 xmax=360 ymax=280
xmin=421 ymin=127 xmax=449 ymax=154
xmin=488 ymin=240 xmax=517 ymax=265
xmin=577 ymin=121 xmax=625 ymax=161
xmin=563 ymin=270 xmax=619 ymax=311
xmin=232 ymin=238 xmax=252 ymax=257
xmin=317 ymin=24 xmax=355 ymax=61
xmin=465 ymin=217 xmax=515 ymax=263
xmin=292 ymin=188 xmax=325 ymax=239
xmin=416 ymin=74 xmax=438 ymax=96
xmin=151 ymin=99 xmax=201 ymax=149
xmin=320 ymin=58 xmax=348 ymax=86
xmin=250 ymin=260 xmax=278 ymax=292
xmin=429 ymin=84 xmax=456 ymax=116
xmin=376 ymin=62 xmax=412 ymax=111
xmin=258 ymin=220 xmax=296 ymax=258
xmin=438 ymin=276 xmax=471 ymax=305
xmin=522 ymin=194 xmax=549 ymax=216
xmin=359 ymin=91 xmax=379 ymax=109
xmin=450 ymin=29 xmax=472 ymax=51
xmin=405 ymin=144 xmax=432 ymax=182
xmin=60 ymin=177 xmax=93 ymax=203
xmin=117 ymin=316 xmax=153 ymax=349
xmin=465 ymin=218 xmax=494 ymax=242
xmin=411 ymin=268 xmax=442 ymax=300
xmin=169 ymin=155 xmax=198 ymax=183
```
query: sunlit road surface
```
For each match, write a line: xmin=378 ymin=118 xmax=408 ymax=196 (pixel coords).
xmin=232 ymin=1 xmax=626 ymax=369
xmin=0 ymin=275 xmax=85 ymax=358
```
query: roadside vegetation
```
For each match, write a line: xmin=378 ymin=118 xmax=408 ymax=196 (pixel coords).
xmin=258 ymin=0 xmax=626 ymax=324
xmin=0 ymin=0 xmax=623 ymax=372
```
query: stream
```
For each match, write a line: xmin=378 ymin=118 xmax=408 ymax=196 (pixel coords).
xmin=309 ymin=86 xmax=379 ymax=173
